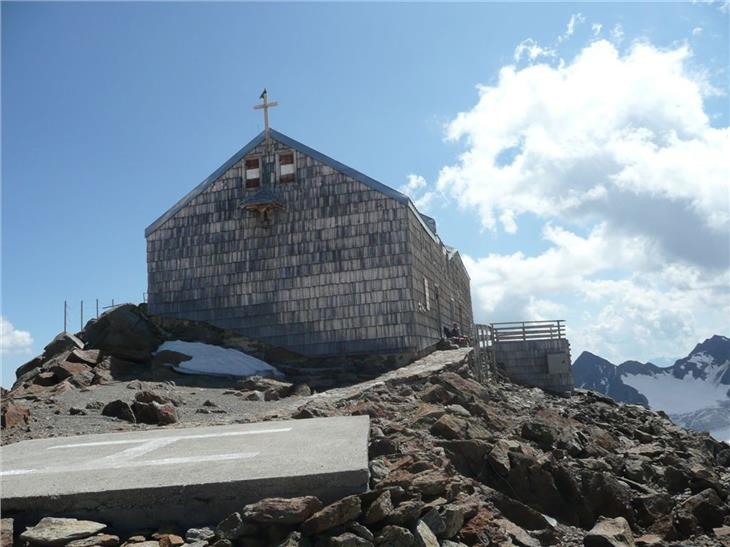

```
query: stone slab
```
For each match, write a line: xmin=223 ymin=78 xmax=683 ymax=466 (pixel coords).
xmin=1 ymin=416 xmax=369 ymax=532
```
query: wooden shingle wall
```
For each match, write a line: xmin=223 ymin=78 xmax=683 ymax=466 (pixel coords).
xmin=147 ymin=138 xmax=421 ymax=356
xmin=406 ymin=209 xmax=474 ymax=349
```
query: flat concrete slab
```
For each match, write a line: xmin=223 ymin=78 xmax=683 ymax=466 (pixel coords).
xmin=1 ymin=416 xmax=369 ymax=531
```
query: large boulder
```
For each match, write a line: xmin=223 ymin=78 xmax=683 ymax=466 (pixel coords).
xmin=673 ymin=488 xmax=725 ymax=536
xmin=101 ymin=400 xmax=136 ymax=423
xmin=19 ymin=518 xmax=106 ymax=546
xmin=1 ymin=401 xmax=30 ymax=428
xmin=132 ymin=400 xmax=178 ymax=425
xmin=82 ymin=304 xmax=163 ymax=362
xmin=584 ymin=517 xmax=634 ymax=547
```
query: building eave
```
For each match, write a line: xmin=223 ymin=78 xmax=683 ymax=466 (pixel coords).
xmin=145 ymin=131 xmax=267 ymax=237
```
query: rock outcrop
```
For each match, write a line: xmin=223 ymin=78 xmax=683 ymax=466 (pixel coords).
xmin=4 ymin=315 xmax=730 ymax=546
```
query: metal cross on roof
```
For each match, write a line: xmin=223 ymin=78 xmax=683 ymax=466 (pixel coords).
xmin=253 ymin=89 xmax=278 ymax=147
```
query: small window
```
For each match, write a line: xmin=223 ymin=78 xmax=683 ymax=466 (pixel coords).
xmin=244 ymin=157 xmax=260 ymax=188
xmin=279 ymin=152 xmax=295 ymax=183
xmin=424 ymin=278 xmax=431 ymax=311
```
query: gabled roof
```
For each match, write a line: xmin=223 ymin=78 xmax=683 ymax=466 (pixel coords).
xmin=145 ymin=128 xmax=435 ymax=240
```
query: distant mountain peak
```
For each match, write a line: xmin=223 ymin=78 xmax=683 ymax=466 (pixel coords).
xmin=573 ymin=334 xmax=730 ymax=441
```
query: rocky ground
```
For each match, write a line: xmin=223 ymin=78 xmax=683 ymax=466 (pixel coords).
xmin=2 ymin=306 xmax=730 ymax=546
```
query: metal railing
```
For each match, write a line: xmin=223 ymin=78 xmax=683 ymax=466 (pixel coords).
xmin=489 ymin=320 xmax=565 ymax=343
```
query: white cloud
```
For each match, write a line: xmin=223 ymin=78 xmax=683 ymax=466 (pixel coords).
xmin=1 ymin=317 xmax=34 ymax=354
xmin=513 ymin=39 xmax=556 ymax=63
xmin=592 ymin=23 xmax=603 ymax=36
xmin=558 ymin=13 xmax=585 ymax=43
xmin=438 ymin=39 xmax=730 ymax=266
xmin=692 ymin=26 xmax=703 ymax=36
xmin=610 ymin=23 xmax=625 ymax=43
xmin=401 ymin=173 xmax=427 ymax=194
xmin=430 ymin=36 xmax=730 ymax=362
xmin=399 ymin=174 xmax=435 ymax=212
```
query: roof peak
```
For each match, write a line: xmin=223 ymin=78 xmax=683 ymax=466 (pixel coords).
xmin=145 ymin=128 xmax=438 ymax=241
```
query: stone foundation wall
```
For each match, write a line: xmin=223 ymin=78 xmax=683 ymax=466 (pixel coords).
xmin=493 ymin=338 xmax=573 ymax=394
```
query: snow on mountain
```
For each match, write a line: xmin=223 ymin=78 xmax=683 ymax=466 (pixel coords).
xmin=573 ymin=335 xmax=730 ymax=442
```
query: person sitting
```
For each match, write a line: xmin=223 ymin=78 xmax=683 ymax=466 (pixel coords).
xmin=450 ymin=322 xmax=461 ymax=338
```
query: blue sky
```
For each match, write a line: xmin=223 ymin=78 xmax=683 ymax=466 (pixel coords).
xmin=2 ymin=2 xmax=729 ymax=386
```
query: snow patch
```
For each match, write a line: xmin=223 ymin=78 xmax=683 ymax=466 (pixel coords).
xmin=709 ymin=425 xmax=730 ymax=444
xmin=622 ymin=370 xmax=729 ymax=415
xmin=156 ymin=340 xmax=280 ymax=378
xmin=687 ymin=352 xmax=714 ymax=366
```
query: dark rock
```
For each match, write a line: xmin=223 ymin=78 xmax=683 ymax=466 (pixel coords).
xmin=489 ymin=491 xmax=554 ymax=531
xmin=101 ymin=400 xmax=136 ymax=423
xmin=369 ymin=437 xmax=399 ymax=458
xmin=275 ymin=531 xmax=311 ymax=547
xmin=434 ymin=372 xmax=488 ymax=405
xmin=15 ymin=356 xmax=43 ymax=381
xmin=374 ymin=525 xmax=414 ymax=546
xmin=34 ymin=372 xmax=59 ymax=386
xmin=132 ymin=401 xmax=178 ymax=425
xmin=346 ymin=522 xmax=373 ymax=542
xmin=384 ymin=500 xmax=424 ymax=526
xmin=301 ymin=495 xmax=361 ymax=535
xmin=521 ymin=422 xmax=558 ymax=447
xmin=241 ymin=496 xmax=323 ymax=525
xmin=318 ymin=532 xmax=372 ymax=547
xmin=43 ymin=332 xmax=84 ymax=359
xmin=459 ymin=509 xmax=493 ymax=545
xmin=214 ymin=513 xmax=256 ymax=541
xmin=134 ymin=391 xmax=178 ymax=407
xmin=582 ymin=472 xmax=635 ymax=527
xmin=674 ymin=488 xmax=724 ymax=536
xmin=152 ymin=350 xmax=192 ymax=367
xmin=419 ymin=508 xmax=445 ymax=537
xmin=421 ymin=384 xmax=453 ymax=404
xmin=584 ymin=516 xmax=634 ymax=547
xmin=69 ymin=407 xmax=87 ymax=416
xmin=441 ymin=504 xmax=466 ymax=539
xmin=68 ymin=348 xmax=102 ymax=365
xmin=663 ymin=466 xmax=689 ymax=494
xmin=363 ymin=490 xmax=393 ymax=525
xmin=82 ymin=304 xmax=163 ymax=362
xmin=430 ymin=415 xmax=466 ymax=440
xmin=50 ymin=362 xmax=93 ymax=382
xmin=85 ymin=401 xmax=105 ymax=411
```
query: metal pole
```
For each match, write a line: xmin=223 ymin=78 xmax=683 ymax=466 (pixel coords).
xmin=64 ymin=300 xmax=67 ymax=333
xmin=96 ymin=299 xmax=99 ymax=319
xmin=80 ymin=300 xmax=84 ymax=330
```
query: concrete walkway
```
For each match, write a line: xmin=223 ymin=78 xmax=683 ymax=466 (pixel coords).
xmin=1 ymin=416 xmax=369 ymax=531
